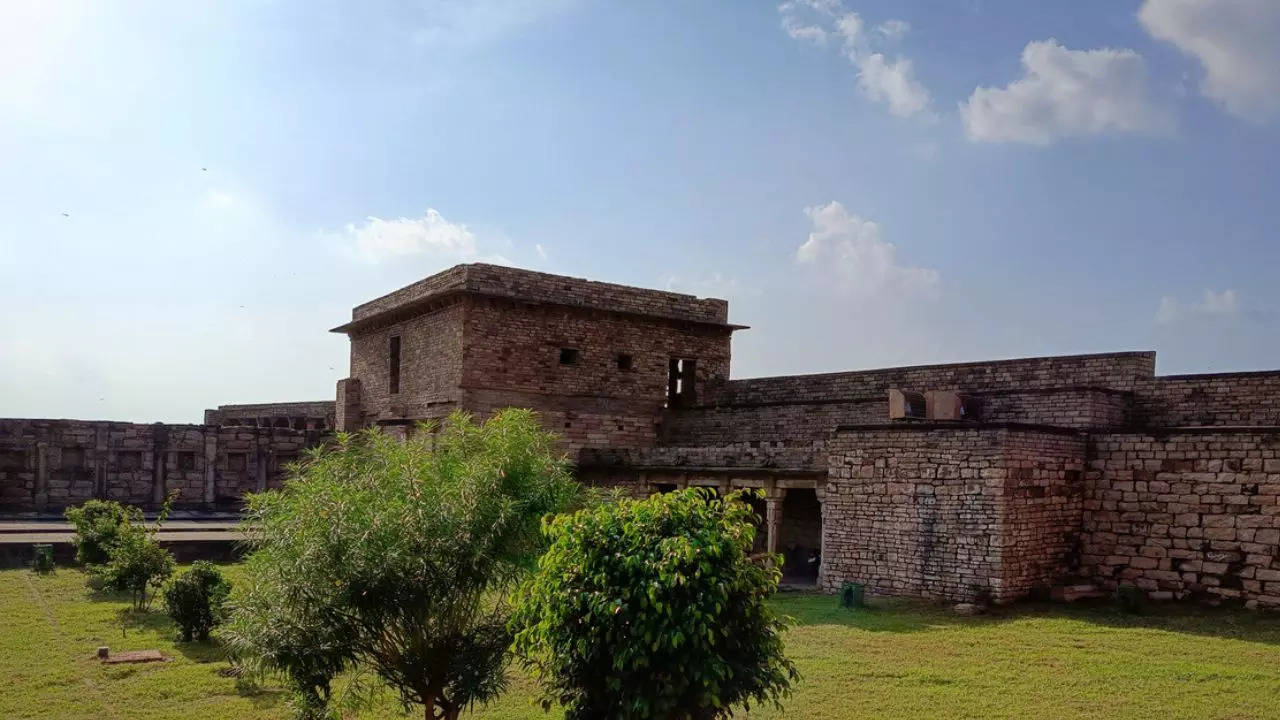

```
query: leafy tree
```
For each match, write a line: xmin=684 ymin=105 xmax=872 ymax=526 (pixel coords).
xmin=64 ymin=499 xmax=142 ymax=566
xmin=164 ymin=561 xmax=232 ymax=641
xmin=227 ymin=409 xmax=580 ymax=720
xmin=96 ymin=495 xmax=176 ymax=611
xmin=223 ymin=555 xmax=350 ymax=719
xmin=511 ymin=487 xmax=799 ymax=720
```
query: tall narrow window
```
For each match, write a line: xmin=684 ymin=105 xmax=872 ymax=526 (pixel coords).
xmin=389 ymin=335 xmax=402 ymax=395
xmin=666 ymin=358 xmax=698 ymax=407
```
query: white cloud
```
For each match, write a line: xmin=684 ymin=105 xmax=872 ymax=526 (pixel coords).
xmin=856 ymin=53 xmax=932 ymax=118
xmin=1139 ymin=0 xmax=1280 ymax=121
xmin=1155 ymin=289 xmax=1241 ymax=325
xmin=795 ymin=201 xmax=939 ymax=295
xmin=876 ymin=19 xmax=910 ymax=39
xmin=778 ymin=1 xmax=932 ymax=118
xmin=961 ymin=39 xmax=1171 ymax=145
xmin=340 ymin=208 xmax=491 ymax=264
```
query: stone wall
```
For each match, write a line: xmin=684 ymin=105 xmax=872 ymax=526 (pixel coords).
xmin=1081 ymin=429 xmax=1280 ymax=606
xmin=203 ymin=400 xmax=335 ymax=430
xmin=0 ymin=419 xmax=323 ymax=513
xmin=708 ymin=352 xmax=1155 ymax=405
xmin=1134 ymin=371 xmax=1280 ymax=427
xmin=822 ymin=425 xmax=1084 ymax=603
xmin=458 ymin=294 xmax=732 ymax=452
xmin=349 ymin=263 xmax=730 ymax=326
xmin=661 ymin=387 xmax=1128 ymax=449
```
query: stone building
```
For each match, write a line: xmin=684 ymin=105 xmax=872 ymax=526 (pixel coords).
xmin=4 ymin=263 xmax=1280 ymax=606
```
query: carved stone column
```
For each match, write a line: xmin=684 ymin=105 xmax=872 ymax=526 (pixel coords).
xmin=34 ymin=441 xmax=49 ymax=511
xmin=814 ymin=484 xmax=828 ymax=590
xmin=764 ymin=488 xmax=787 ymax=556
xmin=203 ymin=431 xmax=218 ymax=508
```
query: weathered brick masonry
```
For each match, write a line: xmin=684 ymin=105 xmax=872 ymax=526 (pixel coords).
xmin=6 ymin=263 xmax=1280 ymax=608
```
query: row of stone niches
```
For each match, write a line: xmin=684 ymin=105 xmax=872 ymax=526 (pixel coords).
xmin=0 ymin=447 xmax=294 ymax=474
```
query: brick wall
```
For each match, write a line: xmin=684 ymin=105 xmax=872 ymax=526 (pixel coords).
xmin=1134 ymin=372 xmax=1280 ymax=427
xmin=458 ymin=295 xmax=731 ymax=452
xmin=349 ymin=299 xmax=466 ymax=424
xmin=822 ymin=425 xmax=1084 ymax=603
xmin=0 ymin=419 xmax=322 ymax=513
xmin=1081 ymin=430 xmax=1280 ymax=606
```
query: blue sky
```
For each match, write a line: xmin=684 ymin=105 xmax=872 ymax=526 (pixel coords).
xmin=1 ymin=0 xmax=1277 ymax=422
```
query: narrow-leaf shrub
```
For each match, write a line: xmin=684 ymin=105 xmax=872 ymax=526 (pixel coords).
xmin=164 ymin=561 xmax=231 ymax=641
xmin=225 ymin=409 xmax=580 ymax=720
xmin=511 ymin=487 xmax=799 ymax=720
xmin=65 ymin=499 xmax=141 ymax=566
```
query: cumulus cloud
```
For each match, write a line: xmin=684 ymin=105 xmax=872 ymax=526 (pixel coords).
xmin=961 ymin=39 xmax=1171 ymax=144
xmin=795 ymin=201 xmax=939 ymax=295
xmin=778 ymin=1 xmax=932 ymax=118
xmin=1139 ymin=0 xmax=1280 ymax=121
xmin=1155 ymin=289 xmax=1241 ymax=325
xmin=339 ymin=208 xmax=498 ymax=264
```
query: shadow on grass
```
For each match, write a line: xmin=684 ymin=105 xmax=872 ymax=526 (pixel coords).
xmin=776 ymin=592 xmax=1280 ymax=646
xmin=112 ymin=607 xmax=234 ymax=663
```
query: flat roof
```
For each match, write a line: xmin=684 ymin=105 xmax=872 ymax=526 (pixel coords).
xmin=332 ymin=263 xmax=746 ymax=334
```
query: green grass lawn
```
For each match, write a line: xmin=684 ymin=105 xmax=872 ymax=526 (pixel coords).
xmin=4 ymin=565 xmax=1280 ymax=719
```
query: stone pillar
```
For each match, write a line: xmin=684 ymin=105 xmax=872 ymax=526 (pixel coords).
xmin=335 ymin=378 xmax=362 ymax=432
xmin=814 ymin=485 xmax=828 ymax=591
xmin=203 ymin=431 xmax=218 ymax=508
xmin=764 ymin=488 xmax=786 ymax=556
xmin=255 ymin=433 xmax=268 ymax=493
xmin=34 ymin=441 xmax=49 ymax=511
xmin=151 ymin=424 xmax=169 ymax=507
xmin=94 ymin=425 xmax=109 ymax=500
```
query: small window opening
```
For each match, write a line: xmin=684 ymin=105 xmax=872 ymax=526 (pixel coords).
xmin=117 ymin=451 xmax=143 ymax=471
xmin=177 ymin=451 xmax=197 ymax=471
xmin=559 ymin=348 xmax=580 ymax=365
xmin=228 ymin=453 xmax=248 ymax=472
xmin=616 ymin=353 xmax=634 ymax=371
xmin=389 ymin=335 xmax=402 ymax=395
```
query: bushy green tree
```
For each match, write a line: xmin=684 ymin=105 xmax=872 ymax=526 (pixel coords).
xmin=226 ymin=410 xmax=579 ymax=720
xmin=511 ymin=488 xmax=799 ymax=720
xmin=64 ymin=499 xmax=141 ymax=565
xmin=164 ymin=561 xmax=231 ymax=641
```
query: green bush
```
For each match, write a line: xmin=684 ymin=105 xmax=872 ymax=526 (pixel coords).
xmin=225 ymin=410 xmax=580 ymax=720
xmin=98 ymin=522 xmax=175 ymax=611
xmin=31 ymin=544 xmax=55 ymax=573
xmin=511 ymin=487 xmax=799 ymax=720
xmin=64 ymin=499 xmax=141 ymax=566
xmin=164 ymin=561 xmax=231 ymax=641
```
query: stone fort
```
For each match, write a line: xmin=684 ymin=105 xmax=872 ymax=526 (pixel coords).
xmin=5 ymin=263 xmax=1280 ymax=606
